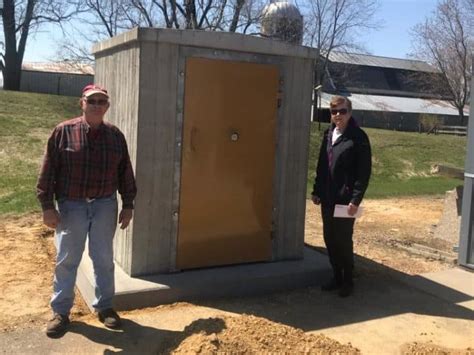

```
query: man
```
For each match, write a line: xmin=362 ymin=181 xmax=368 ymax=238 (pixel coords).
xmin=312 ymin=95 xmax=371 ymax=297
xmin=37 ymin=84 xmax=137 ymax=337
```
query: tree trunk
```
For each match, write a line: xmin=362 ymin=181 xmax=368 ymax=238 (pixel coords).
xmin=1 ymin=0 xmax=23 ymax=91
xmin=229 ymin=0 xmax=245 ymax=32
xmin=184 ymin=0 xmax=197 ymax=29
xmin=3 ymin=58 xmax=22 ymax=91
xmin=458 ymin=107 xmax=465 ymax=126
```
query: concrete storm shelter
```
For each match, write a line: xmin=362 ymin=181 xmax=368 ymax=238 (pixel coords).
xmin=77 ymin=28 xmax=325 ymax=310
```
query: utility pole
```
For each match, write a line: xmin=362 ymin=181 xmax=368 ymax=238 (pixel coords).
xmin=314 ymin=84 xmax=322 ymax=130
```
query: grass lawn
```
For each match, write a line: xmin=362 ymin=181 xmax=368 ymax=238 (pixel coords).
xmin=0 ymin=90 xmax=467 ymax=215
xmin=307 ymin=123 xmax=466 ymax=198
xmin=0 ymin=90 xmax=80 ymax=214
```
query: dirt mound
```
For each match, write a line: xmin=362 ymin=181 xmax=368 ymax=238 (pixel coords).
xmin=0 ymin=214 xmax=54 ymax=331
xmin=0 ymin=214 xmax=88 ymax=332
xmin=401 ymin=342 xmax=474 ymax=355
xmin=169 ymin=314 xmax=360 ymax=354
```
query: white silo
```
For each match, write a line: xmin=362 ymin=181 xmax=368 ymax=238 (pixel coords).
xmin=261 ymin=1 xmax=304 ymax=45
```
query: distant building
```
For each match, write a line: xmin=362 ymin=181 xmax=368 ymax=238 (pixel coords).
xmin=20 ymin=62 xmax=94 ymax=97
xmin=316 ymin=52 xmax=469 ymax=131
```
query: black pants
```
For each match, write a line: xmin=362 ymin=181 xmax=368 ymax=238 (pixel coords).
xmin=321 ymin=205 xmax=355 ymax=284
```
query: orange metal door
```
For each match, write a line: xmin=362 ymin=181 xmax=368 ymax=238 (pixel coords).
xmin=177 ymin=57 xmax=279 ymax=269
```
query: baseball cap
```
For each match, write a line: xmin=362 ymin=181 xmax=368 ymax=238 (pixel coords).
xmin=82 ymin=84 xmax=109 ymax=98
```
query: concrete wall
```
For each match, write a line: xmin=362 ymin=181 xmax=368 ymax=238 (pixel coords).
xmin=131 ymin=41 xmax=180 ymax=275
xmin=93 ymin=28 xmax=316 ymax=276
xmin=273 ymin=55 xmax=313 ymax=260
xmin=94 ymin=42 xmax=141 ymax=274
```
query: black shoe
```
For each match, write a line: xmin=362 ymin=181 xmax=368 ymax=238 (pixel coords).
xmin=338 ymin=283 xmax=354 ymax=298
xmin=98 ymin=308 xmax=122 ymax=329
xmin=46 ymin=313 xmax=70 ymax=338
xmin=321 ymin=278 xmax=342 ymax=291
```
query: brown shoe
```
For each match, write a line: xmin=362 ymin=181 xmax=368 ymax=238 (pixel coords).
xmin=46 ymin=313 xmax=70 ymax=338
xmin=98 ymin=308 xmax=122 ymax=329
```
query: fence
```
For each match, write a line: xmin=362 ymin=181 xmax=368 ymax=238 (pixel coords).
xmin=434 ymin=125 xmax=467 ymax=136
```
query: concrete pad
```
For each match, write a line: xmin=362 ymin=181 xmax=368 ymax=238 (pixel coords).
xmin=77 ymin=246 xmax=331 ymax=311
xmin=400 ymin=267 xmax=474 ymax=310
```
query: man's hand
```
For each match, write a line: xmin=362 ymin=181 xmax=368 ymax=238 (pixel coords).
xmin=311 ymin=195 xmax=321 ymax=205
xmin=119 ymin=209 xmax=133 ymax=229
xmin=348 ymin=203 xmax=359 ymax=216
xmin=43 ymin=209 xmax=60 ymax=229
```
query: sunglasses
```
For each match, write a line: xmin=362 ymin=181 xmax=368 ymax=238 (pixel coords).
xmin=86 ymin=98 xmax=108 ymax=106
xmin=330 ymin=108 xmax=349 ymax=115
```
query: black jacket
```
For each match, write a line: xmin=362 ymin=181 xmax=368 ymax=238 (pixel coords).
xmin=312 ymin=117 xmax=372 ymax=206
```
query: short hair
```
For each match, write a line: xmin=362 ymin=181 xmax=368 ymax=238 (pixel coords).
xmin=329 ymin=95 xmax=352 ymax=111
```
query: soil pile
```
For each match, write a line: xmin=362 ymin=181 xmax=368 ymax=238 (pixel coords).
xmin=401 ymin=342 xmax=473 ymax=355
xmin=169 ymin=315 xmax=360 ymax=354
xmin=0 ymin=214 xmax=87 ymax=331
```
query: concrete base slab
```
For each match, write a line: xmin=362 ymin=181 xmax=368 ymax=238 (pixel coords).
xmin=400 ymin=267 xmax=474 ymax=311
xmin=77 ymin=246 xmax=331 ymax=311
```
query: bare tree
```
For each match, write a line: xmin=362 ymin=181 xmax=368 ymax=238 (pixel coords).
xmin=57 ymin=0 xmax=265 ymax=64
xmin=83 ymin=0 xmax=258 ymax=32
xmin=410 ymin=0 xmax=473 ymax=125
xmin=0 ymin=0 xmax=80 ymax=90
xmin=303 ymin=0 xmax=379 ymax=85
xmin=300 ymin=0 xmax=380 ymax=122
xmin=57 ymin=0 xmax=143 ymax=64
xmin=238 ymin=0 xmax=267 ymax=34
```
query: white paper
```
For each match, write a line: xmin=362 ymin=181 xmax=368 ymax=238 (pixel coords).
xmin=333 ymin=204 xmax=363 ymax=218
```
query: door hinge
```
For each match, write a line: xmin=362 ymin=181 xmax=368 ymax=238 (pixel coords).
xmin=277 ymin=91 xmax=283 ymax=108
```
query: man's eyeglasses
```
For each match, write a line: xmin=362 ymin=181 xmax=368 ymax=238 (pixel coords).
xmin=330 ymin=108 xmax=349 ymax=115
xmin=86 ymin=98 xmax=108 ymax=106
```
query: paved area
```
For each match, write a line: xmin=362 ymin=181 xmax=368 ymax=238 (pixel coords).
xmin=1 ymin=263 xmax=473 ymax=354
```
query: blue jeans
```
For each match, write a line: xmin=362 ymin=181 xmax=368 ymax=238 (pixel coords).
xmin=51 ymin=195 xmax=118 ymax=315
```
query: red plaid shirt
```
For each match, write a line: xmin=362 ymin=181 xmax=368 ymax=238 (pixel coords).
xmin=37 ymin=116 xmax=137 ymax=211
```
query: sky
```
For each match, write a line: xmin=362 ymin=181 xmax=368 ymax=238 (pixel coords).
xmin=358 ymin=0 xmax=438 ymax=59
xmin=22 ymin=0 xmax=439 ymax=63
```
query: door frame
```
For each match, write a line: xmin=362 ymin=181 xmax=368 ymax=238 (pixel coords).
xmin=168 ymin=47 xmax=285 ymax=271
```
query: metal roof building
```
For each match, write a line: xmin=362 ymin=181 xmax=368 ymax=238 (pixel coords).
xmin=318 ymin=51 xmax=469 ymax=131
xmin=320 ymin=92 xmax=468 ymax=116
xmin=20 ymin=62 xmax=94 ymax=97
xmin=327 ymin=51 xmax=438 ymax=73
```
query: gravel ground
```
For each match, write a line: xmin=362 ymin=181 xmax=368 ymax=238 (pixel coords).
xmin=434 ymin=187 xmax=463 ymax=246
